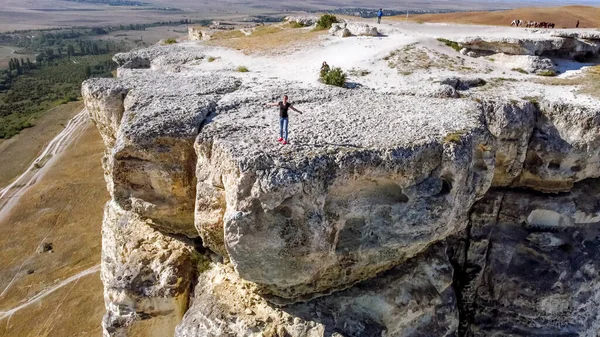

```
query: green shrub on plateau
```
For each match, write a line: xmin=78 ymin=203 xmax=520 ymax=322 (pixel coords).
xmin=316 ymin=14 xmax=338 ymax=30
xmin=321 ymin=67 xmax=346 ymax=87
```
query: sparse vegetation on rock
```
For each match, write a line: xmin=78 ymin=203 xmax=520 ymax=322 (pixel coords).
xmin=348 ymin=68 xmax=371 ymax=77
xmin=236 ymin=65 xmax=249 ymax=72
xmin=288 ymin=21 xmax=305 ymax=29
xmin=437 ymin=38 xmax=462 ymax=52
xmin=537 ymin=70 xmax=556 ymax=77
xmin=315 ymin=14 xmax=338 ymax=30
xmin=320 ymin=66 xmax=346 ymax=87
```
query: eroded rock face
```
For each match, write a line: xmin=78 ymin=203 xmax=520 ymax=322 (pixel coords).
xmin=452 ymin=181 xmax=600 ymax=337
xmin=457 ymin=35 xmax=600 ymax=59
xmin=188 ymin=27 xmax=203 ymax=41
xmin=83 ymin=70 xmax=241 ymax=237
xmin=101 ymin=201 xmax=194 ymax=337
xmin=481 ymin=100 xmax=537 ymax=187
xmin=176 ymin=244 xmax=457 ymax=337
xmin=84 ymin=41 xmax=600 ymax=337
xmin=516 ymin=100 xmax=600 ymax=192
xmin=194 ymin=85 xmax=492 ymax=300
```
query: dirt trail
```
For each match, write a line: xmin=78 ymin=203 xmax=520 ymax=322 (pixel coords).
xmin=0 ymin=264 xmax=100 ymax=320
xmin=0 ymin=110 xmax=88 ymax=222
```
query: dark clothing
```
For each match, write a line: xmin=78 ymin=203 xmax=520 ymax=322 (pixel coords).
xmin=320 ymin=64 xmax=330 ymax=78
xmin=279 ymin=101 xmax=291 ymax=118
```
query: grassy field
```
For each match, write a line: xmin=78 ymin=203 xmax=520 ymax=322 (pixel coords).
xmin=0 ymin=0 xmax=268 ymax=32
xmin=207 ymin=24 xmax=325 ymax=54
xmin=0 ymin=101 xmax=84 ymax=187
xmin=0 ymin=122 xmax=107 ymax=337
xmin=398 ymin=6 xmax=600 ymax=28
xmin=90 ymin=24 xmax=192 ymax=46
xmin=0 ymin=46 xmax=34 ymax=69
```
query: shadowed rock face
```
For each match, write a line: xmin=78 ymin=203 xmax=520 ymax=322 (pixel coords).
xmin=83 ymin=71 xmax=241 ymax=237
xmin=451 ymin=181 xmax=600 ymax=337
xmin=457 ymin=35 xmax=600 ymax=59
xmin=101 ymin=201 xmax=194 ymax=337
xmin=176 ymin=244 xmax=458 ymax=337
xmin=82 ymin=41 xmax=600 ymax=337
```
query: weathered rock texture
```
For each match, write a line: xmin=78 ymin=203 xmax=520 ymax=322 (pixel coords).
xmin=84 ymin=41 xmax=600 ymax=337
xmin=451 ymin=182 xmax=600 ymax=337
xmin=188 ymin=27 xmax=214 ymax=42
xmin=457 ymin=34 xmax=600 ymax=59
xmin=176 ymin=245 xmax=457 ymax=337
xmin=329 ymin=22 xmax=379 ymax=37
xmin=101 ymin=201 xmax=194 ymax=337
xmin=284 ymin=16 xmax=318 ymax=27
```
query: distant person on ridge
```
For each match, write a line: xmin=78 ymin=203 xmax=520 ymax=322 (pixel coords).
xmin=377 ymin=8 xmax=384 ymax=24
xmin=576 ymin=20 xmax=580 ymax=28
xmin=266 ymin=95 xmax=303 ymax=145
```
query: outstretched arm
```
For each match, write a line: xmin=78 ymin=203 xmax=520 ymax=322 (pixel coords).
xmin=265 ymin=102 xmax=279 ymax=107
xmin=290 ymin=105 xmax=303 ymax=114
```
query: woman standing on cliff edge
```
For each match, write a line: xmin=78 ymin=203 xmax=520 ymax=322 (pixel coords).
xmin=265 ymin=95 xmax=303 ymax=145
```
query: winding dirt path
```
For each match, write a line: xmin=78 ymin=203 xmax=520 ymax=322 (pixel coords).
xmin=0 ymin=110 xmax=89 ymax=222
xmin=0 ymin=264 xmax=100 ymax=320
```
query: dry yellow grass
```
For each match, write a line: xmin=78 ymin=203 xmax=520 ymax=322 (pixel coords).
xmin=0 ymin=123 xmax=107 ymax=336
xmin=207 ymin=24 xmax=325 ymax=54
xmin=0 ymin=101 xmax=84 ymax=187
xmin=0 ymin=273 xmax=104 ymax=337
xmin=394 ymin=6 xmax=600 ymax=28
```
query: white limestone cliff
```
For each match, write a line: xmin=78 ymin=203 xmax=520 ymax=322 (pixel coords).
xmin=82 ymin=36 xmax=600 ymax=337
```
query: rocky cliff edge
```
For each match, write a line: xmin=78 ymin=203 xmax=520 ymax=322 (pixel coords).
xmin=82 ymin=41 xmax=600 ymax=337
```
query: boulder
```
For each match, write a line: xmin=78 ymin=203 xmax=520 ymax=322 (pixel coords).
xmin=491 ymin=53 xmax=556 ymax=74
xmin=329 ymin=22 xmax=378 ymax=37
xmin=437 ymin=76 xmax=487 ymax=90
xmin=284 ymin=16 xmax=319 ymax=27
